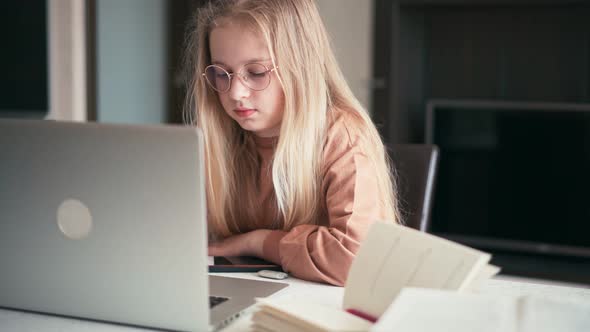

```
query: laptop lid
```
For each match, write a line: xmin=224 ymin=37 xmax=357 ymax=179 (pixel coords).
xmin=0 ymin=119 xmax=209 ymax=331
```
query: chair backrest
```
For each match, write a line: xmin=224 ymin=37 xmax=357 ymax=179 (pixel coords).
xmin=389 ymin=144 xmax=439 ymax=232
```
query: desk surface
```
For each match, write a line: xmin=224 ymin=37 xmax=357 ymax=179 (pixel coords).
xmin=1 ymin=274 xmax=589 ymax=332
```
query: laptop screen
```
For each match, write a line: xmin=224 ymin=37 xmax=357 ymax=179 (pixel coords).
xmin=426 ymin=100 xmax=590 ymax=258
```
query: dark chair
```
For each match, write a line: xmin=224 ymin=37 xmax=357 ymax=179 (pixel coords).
xmin=389 ymin=144 xmax=439 ymax=232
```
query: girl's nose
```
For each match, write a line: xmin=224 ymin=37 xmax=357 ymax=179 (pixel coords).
xmin=228 ymin=75 xmax=251 ymax=101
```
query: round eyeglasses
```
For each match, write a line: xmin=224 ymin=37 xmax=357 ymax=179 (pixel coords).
xmin=202 ymin=63 xmax=278 ymax=93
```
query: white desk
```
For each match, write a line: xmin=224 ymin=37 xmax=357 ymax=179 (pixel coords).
xmin=1 ymin=274 xmax=589 ymax=332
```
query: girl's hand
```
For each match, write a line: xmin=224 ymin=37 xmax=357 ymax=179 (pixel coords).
xmin=208 ymin=229 xmax=272 ymax=258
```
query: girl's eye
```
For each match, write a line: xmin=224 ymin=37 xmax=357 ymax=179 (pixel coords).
xmin=244 ymin=63 xmax=269 ymax=78
xmin=247 ymin=71 xmax=266 ymax=78
xmin=211 ymin=68 xmax=228 ymax=77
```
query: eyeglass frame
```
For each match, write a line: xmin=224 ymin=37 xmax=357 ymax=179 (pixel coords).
xmin=201 ymin=62 xmax=279 ymax=93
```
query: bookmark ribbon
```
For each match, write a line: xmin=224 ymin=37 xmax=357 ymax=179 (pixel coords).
xmin=345 ymin=308 xmax=377 ymax=323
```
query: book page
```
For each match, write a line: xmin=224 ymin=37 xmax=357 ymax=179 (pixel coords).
xmin=343 ymin=222 xmax=491 ymax=318
xmin=464 ymin=264 xmax=501 ymax=291
xmin=252 ymin=311 xmax=316 ymax=332
xmin=518 ymin=296 xmax=590 ymax=332
xmin=254 ymin=298 xmax=373 ymax=332
xmin=371 ymin=288 xmax=517 ymax=332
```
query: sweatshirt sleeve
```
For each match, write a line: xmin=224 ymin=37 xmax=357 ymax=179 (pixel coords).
xmin=261 ymin=120 xmax=387 ymax=286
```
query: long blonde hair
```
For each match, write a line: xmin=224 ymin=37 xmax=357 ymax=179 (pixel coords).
xmin=183 ymin=0 xmax=399 ymax=238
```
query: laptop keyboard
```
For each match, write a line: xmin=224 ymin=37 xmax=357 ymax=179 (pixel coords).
xmin=209 ymin=295 xmax=229 ymax=308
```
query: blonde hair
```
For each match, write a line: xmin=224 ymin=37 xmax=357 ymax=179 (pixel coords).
xmin=183 ymin=0 xmax=399 ymax=238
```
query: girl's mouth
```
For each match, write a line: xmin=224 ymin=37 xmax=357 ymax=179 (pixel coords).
xmin=234 ymin=108 xmax=256 ymax=118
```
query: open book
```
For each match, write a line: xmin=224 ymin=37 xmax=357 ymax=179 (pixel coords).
xmin=252 ymin=222 xmax=500 ymax=332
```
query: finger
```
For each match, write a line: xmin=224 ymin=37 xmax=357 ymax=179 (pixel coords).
xmin=208 ymin=245 xmax=223 ymax=256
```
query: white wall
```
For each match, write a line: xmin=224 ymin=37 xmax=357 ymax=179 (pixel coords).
xmin=96 ymin=0 xmax=168 ymax=124
xmin=316 ymin=0 xmax=374 ymax=112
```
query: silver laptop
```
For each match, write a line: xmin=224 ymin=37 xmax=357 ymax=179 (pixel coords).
xmin=0 ymin=119 xmax=287 ymax=331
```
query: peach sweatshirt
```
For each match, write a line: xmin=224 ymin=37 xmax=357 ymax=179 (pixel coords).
xmin=253 ymin=113 xmax=389 ymax=286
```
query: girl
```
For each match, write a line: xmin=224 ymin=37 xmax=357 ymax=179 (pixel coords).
xmin=183 ymin=0 xmax=399 ymax=286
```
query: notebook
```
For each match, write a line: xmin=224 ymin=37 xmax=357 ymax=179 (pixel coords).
xmin=0 ymin=119 xmax=287 ymax=331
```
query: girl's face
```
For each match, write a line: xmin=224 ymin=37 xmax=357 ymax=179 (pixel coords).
xmin=209 ymin=22 xmax=285 ymax=138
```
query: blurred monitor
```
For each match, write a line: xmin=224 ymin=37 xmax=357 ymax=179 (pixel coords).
xmin=426 ymin=99 xmax=590 ymax=258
